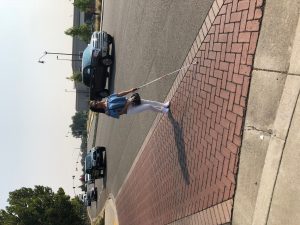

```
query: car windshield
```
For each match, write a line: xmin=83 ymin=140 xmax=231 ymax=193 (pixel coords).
xmin=81 ymin=44 xmax=94 ymax=87
xmin=82 ymin=44 xmax=93 ymax=68
xmin=85 ymin=154 xmax=93 ymax=171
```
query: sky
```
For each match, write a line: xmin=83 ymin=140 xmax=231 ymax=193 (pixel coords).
xmin=0 ymin=0 xmax=84 ymax=209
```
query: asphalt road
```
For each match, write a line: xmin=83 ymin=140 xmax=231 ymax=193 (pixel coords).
xmin=87 ymin=0 xmax=214 ymax=218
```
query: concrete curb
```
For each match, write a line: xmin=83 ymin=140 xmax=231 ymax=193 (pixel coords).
xmin=104 ymin=194 xmax=119 ymax=225
xmin=251 ymin=77 xmax=300 ymax=225
xmin=232 ymin=0 xmax=300 ymax=224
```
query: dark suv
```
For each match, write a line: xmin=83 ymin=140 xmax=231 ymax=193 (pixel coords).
xmin=85 ymin=146 xmax=106 ymax=181
xmin=82 ymin=31 xmax=113 ymax=100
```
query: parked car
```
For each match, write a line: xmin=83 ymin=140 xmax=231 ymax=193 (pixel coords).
xmin=81 ymin=31 xmax=113 ymax=100
xmin=81 ymin=187 xmax=98 ymax=207
xmin=80 ymin=173 xmax=94 ymax=185
xmin=78 ymin=193 xmax=85 ymax=202
xmin=85 ymin=146 xmax=106 ymax=180
xmin=85 ymin=173 xmax=94 ymax=184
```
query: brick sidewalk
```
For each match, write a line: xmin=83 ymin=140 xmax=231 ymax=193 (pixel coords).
xmin=116 ymin=0 xmax=264 ymax=224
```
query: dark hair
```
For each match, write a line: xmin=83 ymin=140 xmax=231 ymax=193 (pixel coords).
xmin=89 ymin=106 xmax=105 ymax=113
xmin=89 ymin=101 xmax=106 ymax=113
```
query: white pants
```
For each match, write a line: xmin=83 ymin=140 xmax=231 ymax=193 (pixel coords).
xmin=127 ymin=99 xmax=166 ymax=115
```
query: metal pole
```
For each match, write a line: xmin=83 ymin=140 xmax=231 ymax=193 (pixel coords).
xmin=37 ymin=51 xmax=82 ymax=63
xmin=65 ymin=89 xmax=89 ymax=94
xmin=72 ymin=175 xmax=76 ymax=196
xmin=45 ymin=51 xmax=82 ymax=56
xmin=57 ymin=56 xmax=81 ymax=62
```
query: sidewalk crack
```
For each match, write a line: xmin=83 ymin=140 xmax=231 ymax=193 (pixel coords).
xmin=245 ymin=126 xmax=288 ymax=141
xmin=253 ymin=67 xmax=300 ymax=76
xmin=245 ymin=125 xmax=273 ymax=135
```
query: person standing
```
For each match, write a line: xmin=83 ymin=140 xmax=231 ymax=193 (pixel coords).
xmin=89 ymin=88 xmax=170 ymax=119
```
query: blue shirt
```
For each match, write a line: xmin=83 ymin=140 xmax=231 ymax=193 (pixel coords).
xmin=106 ymin=94 xmax=127 ymax=118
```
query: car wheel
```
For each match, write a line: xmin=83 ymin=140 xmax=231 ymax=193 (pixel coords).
xmin=94 ymin=188 xmax=98 ymax=200
xmin=95 ymin=146 xmax=106 ymax=152
xmin=101 ymin=56 xmax=113 ymax=66
xmin=103 ymin=150 xmax=107 ymax=167
xmin=95 ymin=146 xmax=106 ymax=154
xmin=98 ymin=89 xmax=109 ymax=98
xmin=107 ymin=34 xmax=113 ymax=44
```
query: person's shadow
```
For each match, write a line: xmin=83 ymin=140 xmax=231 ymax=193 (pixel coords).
xmin=168 ymin=109 xmax=190 ymax=185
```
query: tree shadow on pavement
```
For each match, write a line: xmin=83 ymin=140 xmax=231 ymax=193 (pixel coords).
xmin=168 ymin=110 xmax=190 ymax=185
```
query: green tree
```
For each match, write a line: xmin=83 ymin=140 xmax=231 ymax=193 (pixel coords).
xmin=0 ymin=186 xmax=88 ymax=225
xmin=65 ymin=24 xmax=92 ymax=43
xmin=69 ymin=111 xmax=88 ymax=138
xmin=66 ymin=71 xmax=82 ymax=82
xmin=73 ymin=0 xmax=93 ymax=12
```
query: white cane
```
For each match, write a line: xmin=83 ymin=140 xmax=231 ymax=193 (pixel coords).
xmin=136 ymin=61 xmax=198 ymax=90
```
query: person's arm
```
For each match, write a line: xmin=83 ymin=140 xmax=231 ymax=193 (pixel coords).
xmin=116 ymin=88 xmax=138 ymax=97
xmin=118 ymin=101 xmax=132 ymax=115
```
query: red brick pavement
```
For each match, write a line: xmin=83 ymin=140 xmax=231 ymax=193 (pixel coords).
xmin=116 ymin=0 xmax=264 ymax=224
